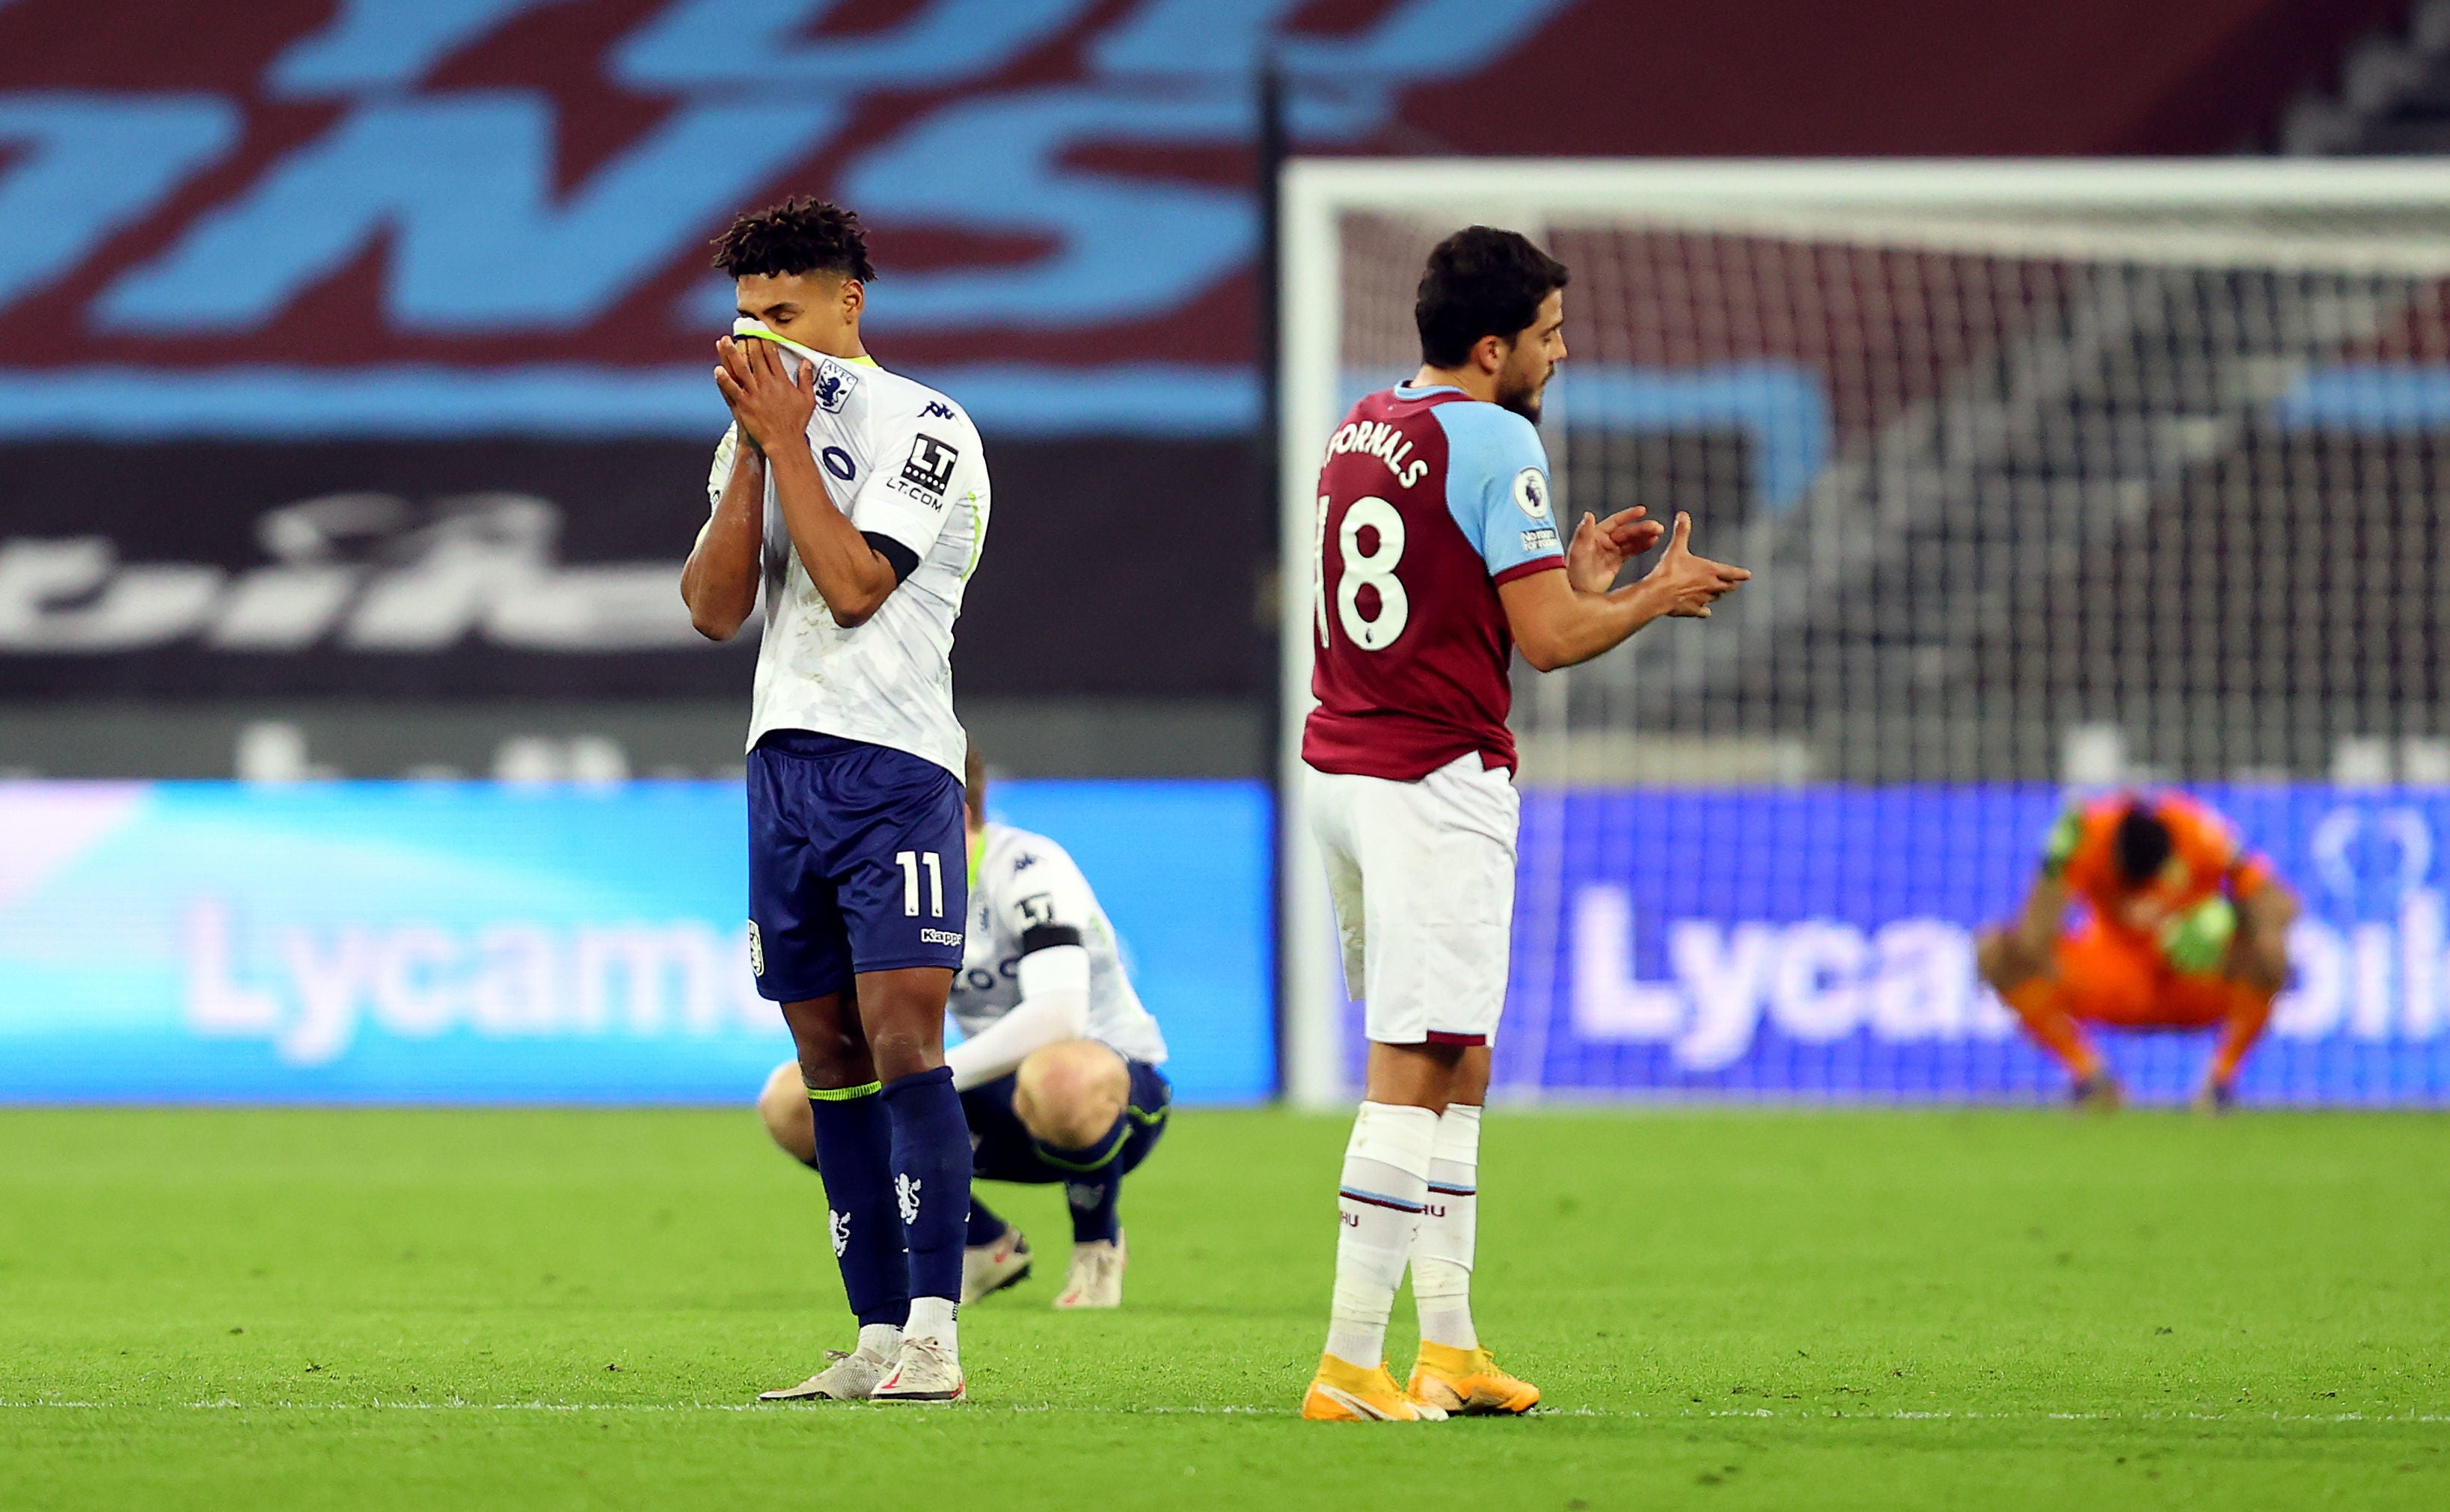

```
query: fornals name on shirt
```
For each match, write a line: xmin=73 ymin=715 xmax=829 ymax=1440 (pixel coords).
xmin=1328 ymin=420 xmax=1430 ymax=489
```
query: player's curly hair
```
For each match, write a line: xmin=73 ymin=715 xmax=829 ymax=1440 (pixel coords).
xmin=711 ymin=197 xmax=878 ymax=282
xmin=1415 ymin=226 xmax=1569 ymax=367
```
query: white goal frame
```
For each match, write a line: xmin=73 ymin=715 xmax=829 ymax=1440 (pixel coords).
xmin=1275 ymin=156 xmax=2450 ymax=1108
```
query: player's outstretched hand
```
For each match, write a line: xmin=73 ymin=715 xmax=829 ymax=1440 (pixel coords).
xmin=1566 ymin=506 xmax=1665 ymax=594
xmin=713 ymin=335 xmax=816 ymax=456
xmin=1641 ymin=511 xmax=1751 ymax=618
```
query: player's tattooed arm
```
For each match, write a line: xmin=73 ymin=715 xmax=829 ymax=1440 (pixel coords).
xmin=2004 ymin=872 xmax=2068 ymax=962
xmin=1975 ymin=869 xmax=2068 ymax=988
xmin=1982 ymin=812 xmax=2081 ymax=972
xmin=2231 ymin=875 xmax=2296 ymax=991
xmin=682 ymin=426 xmax=765 ymax=640
xmin=712 ymin=335 xmax=901 ymax=627
xmin=1502 ymin=511 xmax=1751 ymax=671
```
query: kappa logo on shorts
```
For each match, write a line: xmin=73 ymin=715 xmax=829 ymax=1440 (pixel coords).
xmin=1512 ymin=466 xmax=1552 ymax=520
xmin=895 ymin=1172 xmax=922 ymax=1225
xmin=747 ymin=919 xmax=765 ymax=977
xmin=919 ymin=926 xmax=962 ymax=946
xmin=829 ymin=1208 xmax=851 ymax=1257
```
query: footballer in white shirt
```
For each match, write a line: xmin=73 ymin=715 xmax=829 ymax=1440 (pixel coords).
xmin=682 ymin=198 xmax=989 ymax=1406
xmin=759 ymin=749 xmax=1172 ymax=1317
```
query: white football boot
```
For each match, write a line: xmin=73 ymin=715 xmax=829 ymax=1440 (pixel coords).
xmin=757 ymin=1346 xmax=893 ymax=1402
xmin=961 ymin=1225 xmax=1032 ymax=1303
xmin=1053 ymin=1230 xmax=1126 ymax=1310
xmin=870 ymin=1336 xmax=966 ymax=1404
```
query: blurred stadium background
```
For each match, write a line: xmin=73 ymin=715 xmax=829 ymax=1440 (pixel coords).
xmin=3 ymin=0 xmax=2449 ymax=1109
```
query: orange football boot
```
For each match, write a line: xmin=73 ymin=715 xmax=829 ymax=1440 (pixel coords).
xmin=1406 ymin=1342 xmax=1540 ymax=1415
xmin=1302 ymin=1353 xmax=1448 ymax=1421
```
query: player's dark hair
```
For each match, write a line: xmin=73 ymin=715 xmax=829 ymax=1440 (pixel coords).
xmin=711 ymin=197 xmax=877 ymax=282
xmin=2114 ymin=803 xmax=2175 ymax=888
xmin=1415 ymin=227 xmax=1569 ymax=367
xmin=964 ymin=747 xmax=987 ymax=826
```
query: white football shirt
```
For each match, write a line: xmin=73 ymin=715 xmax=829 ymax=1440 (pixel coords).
xmin=705 ymin=328 xmax=989 ymax=779
xmin=952 ymin=821 xmax=1169 ymax=1067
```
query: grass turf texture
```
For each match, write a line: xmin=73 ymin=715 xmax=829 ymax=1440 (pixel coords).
xmin=2 ymin=1109 xmax=2446 ymax=1510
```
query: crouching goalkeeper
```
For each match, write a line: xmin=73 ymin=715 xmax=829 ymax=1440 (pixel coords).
xmin=1979 ymin=790 xmax=2295 ymax=1112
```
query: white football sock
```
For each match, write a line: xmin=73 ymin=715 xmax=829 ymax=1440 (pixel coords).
xmin=1323 ymin=1101 xmax=1439 ymax=1370
xmin=904 ymin=1296 xmax=958 ymax=1357
xmin=1412 ymin=1103 xmax=1480 ymax=1350
xmin=856 ymin=1322 xmax=904 ymax=1360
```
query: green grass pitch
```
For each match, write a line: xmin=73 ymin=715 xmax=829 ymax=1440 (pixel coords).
xmin=3 ymin=1106 xmax=2446 ymax=1509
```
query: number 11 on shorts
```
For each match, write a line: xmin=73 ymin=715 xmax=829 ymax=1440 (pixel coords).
xmin=897 ymin=851 xmax=945 ymax=917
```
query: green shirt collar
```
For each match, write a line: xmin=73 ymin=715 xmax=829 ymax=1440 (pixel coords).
xmin=731 ymin=317 xmax=878 ymax=368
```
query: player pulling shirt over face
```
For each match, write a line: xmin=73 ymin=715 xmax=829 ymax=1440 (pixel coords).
xmin=760 ymin=749 xmax=1170 ymax=1317
xmin=687 ymin=198 xmax=987 ymax=1407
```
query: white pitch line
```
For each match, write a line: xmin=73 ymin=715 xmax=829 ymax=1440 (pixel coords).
xmin=1 ymin=1401 xmax=2443 ymax=1424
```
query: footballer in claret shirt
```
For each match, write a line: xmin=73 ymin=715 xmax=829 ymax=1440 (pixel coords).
xmin=1298 ymin=226 xmax=1752 ymax=1423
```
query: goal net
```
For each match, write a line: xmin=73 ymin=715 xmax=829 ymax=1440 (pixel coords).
xmin=1278 ymin=161 xmax=2450 ymax=1108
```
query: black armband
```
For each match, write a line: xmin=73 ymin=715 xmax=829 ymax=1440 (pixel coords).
xmin=862 ymin=531 xmax=919 ymax=583
xmin=1019 ymin=923 xmax=1084 ymax=955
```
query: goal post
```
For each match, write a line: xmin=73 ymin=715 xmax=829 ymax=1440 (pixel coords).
xmin=1278 ymin=159 xmax=2450 ymax=1109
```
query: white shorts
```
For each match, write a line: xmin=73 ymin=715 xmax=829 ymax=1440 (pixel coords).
xmin=1308 ymin=752 xmax=1519 ymax=1046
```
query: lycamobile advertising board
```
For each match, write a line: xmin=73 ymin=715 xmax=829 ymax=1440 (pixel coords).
xmin=1407 ymin=786 xmax=2450 ymax=1105
xmin=0 ymin=780 xmax=1272 ymax=1104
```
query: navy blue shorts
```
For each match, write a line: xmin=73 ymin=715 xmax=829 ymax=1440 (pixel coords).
xmin=747 ymin=730 xmax=967 ymax=1002
xmin=963 ymin=1057 xmax=1172 ymax=1185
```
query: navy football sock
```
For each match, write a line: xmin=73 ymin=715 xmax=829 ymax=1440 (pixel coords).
xmin=1062 ymin=1175 xmax=1123 ymax=1246
xmin=806 ymin=1085 xmax=910 ymax=1330
xmin=883 ymin=1067 xmax=973 ymax=1305
xmin=1035 ymin=1116 xmax=1128 ymax=1244
xmin=965 ymin=1195 xmax=1008 ymax=1248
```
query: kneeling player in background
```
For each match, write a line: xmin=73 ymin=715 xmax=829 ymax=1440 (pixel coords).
xmin=758 ymin=749 xmax=1170 ymax=1338
xmin=1979 ymin=790 xmax=2295 ymax=1112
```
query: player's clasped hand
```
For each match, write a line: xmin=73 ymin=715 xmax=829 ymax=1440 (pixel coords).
xmin=1641 ymin=510 xmax=1750 ymax=617
xmin=712 ymin=335 xmax=816 ymax=456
